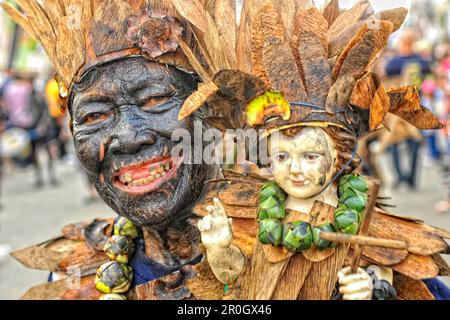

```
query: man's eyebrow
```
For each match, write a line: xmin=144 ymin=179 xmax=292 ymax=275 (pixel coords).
xmin=77 ymin=94 xmax=114 ymax=106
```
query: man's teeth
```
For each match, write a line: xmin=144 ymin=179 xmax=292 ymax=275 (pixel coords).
xmin=118 ymin=162 xmax=173 ymax=186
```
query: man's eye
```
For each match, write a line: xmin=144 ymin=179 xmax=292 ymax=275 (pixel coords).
xmin=83 ymin=112 xmax=112 ymax=125
xmin=304 ymin=153 xmax=321 ymax=161
xmin=142 ymin=96 xmax=170 ymax=111
xmin=274 ymin=152 xmax=290 ymax=162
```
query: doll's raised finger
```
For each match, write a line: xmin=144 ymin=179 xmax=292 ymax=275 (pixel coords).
xmin=213 ymin=198 xmax=227 ymax=217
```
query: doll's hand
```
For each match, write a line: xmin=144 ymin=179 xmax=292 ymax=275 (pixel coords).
xmin=198 ymin=198 xmax=233 ymax=249
xmin=337 ymin=267 xmax=374 ymax=300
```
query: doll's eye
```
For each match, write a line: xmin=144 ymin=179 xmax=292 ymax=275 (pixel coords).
xmin=304 ymin=153 xmax=321 ymax=161
xmin=274 ymin=152 xmax=290 ymax=162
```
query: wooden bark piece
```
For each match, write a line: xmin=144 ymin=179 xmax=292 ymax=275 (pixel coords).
xmin=333 ymin=20 xmax=393 ymax=80
xmin=432 ymin=254 xmax=450 ymax=276
xmin=293 ymin=8 xmax=329 ymax=57
xmin=298 ymin=243 xmax=349 ymax=300
xmin=323 ymin=0 xmax=340 ymax=27
xmin=394 ymin=273 xmax=435 ymax=300
xmin=328 ymin=0 xmax=372 ymax=40
xmin=271 ymin=253 xmax=313 ymax=300
xmin=393 ymin=254 xmax=439 ymax=280
xmin=185 ymin=260 xmax=224 ymax=300
xmin=246 ymin=239 xmax=289 ymax=299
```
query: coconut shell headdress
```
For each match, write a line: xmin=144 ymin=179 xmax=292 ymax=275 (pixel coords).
xmin=175 ymin=0 xmax=443 ymax=138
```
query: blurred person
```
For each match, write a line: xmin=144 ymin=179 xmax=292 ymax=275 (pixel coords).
xmin=384 ymin=30 xmax=430 ymax=189
xmin=45 ymin=76 xmax=68 ymax=161
xmin=421 ymin=79 xmax=442 ymax=162
xmin=2 ymin=72 xmax=58 ymax=187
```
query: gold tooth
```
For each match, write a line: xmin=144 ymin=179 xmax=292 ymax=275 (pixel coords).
xmin=157 ymin=166 xmax=164 ymax=173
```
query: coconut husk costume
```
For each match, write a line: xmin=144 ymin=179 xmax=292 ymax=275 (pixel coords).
xmin=2 ymin=0 xmax=449 ymax=300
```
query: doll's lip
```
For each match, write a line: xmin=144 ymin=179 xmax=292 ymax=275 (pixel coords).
xmin=112 ymin=156 xmax=182 ymax=196
xmin=291 ymin=179 xmax=311 ymax=187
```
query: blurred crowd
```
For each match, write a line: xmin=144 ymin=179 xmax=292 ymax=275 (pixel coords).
xmin=360 ymin=29 xmax=450 ymax=213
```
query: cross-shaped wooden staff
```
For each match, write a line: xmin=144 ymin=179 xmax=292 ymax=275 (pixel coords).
xmin=317 ymin=180 xmax=406 ymax=273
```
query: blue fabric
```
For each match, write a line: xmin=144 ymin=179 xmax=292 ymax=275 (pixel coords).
xmin=385 ymin=54 xmax=430 ymax=77
xmin=423 ymin=279 xmax=450 ymax=300
xmin=129 ymin=237 xmax=203 ymax=287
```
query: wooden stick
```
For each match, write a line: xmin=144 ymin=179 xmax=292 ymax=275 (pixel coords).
xmin=350 ymin=180 xmax=381 ymax=273
xmin=319 ymin=232 xmax=407 ymax=249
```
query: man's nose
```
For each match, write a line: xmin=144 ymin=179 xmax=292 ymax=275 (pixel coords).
xmin=109 ymin=112 xmax=157 ymax=155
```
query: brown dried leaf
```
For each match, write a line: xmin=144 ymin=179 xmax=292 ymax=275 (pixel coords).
xmin=56 ymin=15 xmax=85 ymax=86
xmin=236 ymin=0 xmax=268 ymax=72
xmin=333 ymin=20 xmax=393 ymax=80
xmin=393 ymin=254 xmax=439 ymax=280
xmin=11 ymin=245 xmax=65 ymax=272
xmin=325 ymin=74 xmax=356 ymax=113
xmin=388 ymin=86 xmax=444 ymax=130
xmin=375 ymin=7 xmax=408 ymax=32
xmin=369 ymin=85 xmax=390 ymax=130
xmin=369 ymin=212 xmax=450 ymax=256
xmin=273 ymin=0 xmax=297 ymax=41
xmin=0 ymin=2 xmax=37 ymax=39
xmin=61 ymin=275 xmax=102 ymax=300
xmin=323 ymin=0 xmax=340 ymax=27
xmin=61 ymin=222 xmax=89 ymax=241
xmin=394 ymin=273 xmax=435 ymax=300
xmin=350 ymin=72 xmax=380 ymax=109
xmin=91 ymin=0 xmax=132 ymax=56
xmin=328 ymin=0 xmax=372 ymax=40
xmin=20 ymin=279 xmax=70 ymax=300
xmin=297 ymin=32 xmax=332 ymax=106
xmin=253 ymin=1 xmax=306 ymax=100
xmin=177 ymin=39 xmax=211 ymax=81
xmin=214 ymin=0 xmax=237 ymax=67
xmin=178 ymin=82 xmax=219 ymax=120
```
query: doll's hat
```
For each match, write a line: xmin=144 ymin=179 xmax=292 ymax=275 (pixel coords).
xmin=177 ymin=0 xmax=443 ymax=136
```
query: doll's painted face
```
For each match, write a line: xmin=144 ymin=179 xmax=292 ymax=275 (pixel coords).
xmin=268 ymin=127 xmax=337 ymax=199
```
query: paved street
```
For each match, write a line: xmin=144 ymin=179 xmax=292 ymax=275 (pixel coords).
xmin=0 ymin=146 xmax=448 ymax=299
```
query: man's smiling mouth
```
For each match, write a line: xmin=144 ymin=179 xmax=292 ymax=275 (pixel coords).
xmin=112 ymin=156 xmax=181 ymax=196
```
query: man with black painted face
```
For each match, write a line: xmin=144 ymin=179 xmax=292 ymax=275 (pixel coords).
xmin=69 ymin=57 xmax=214 ymax=297
xmin=2 ymin=0 xmax=227 ymax=300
